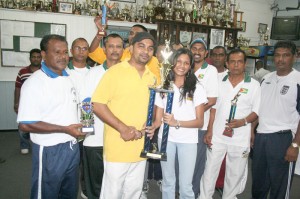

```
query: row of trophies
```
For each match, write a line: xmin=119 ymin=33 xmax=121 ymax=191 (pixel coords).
xmin=1 ymin=0 xmax=244 ymax=29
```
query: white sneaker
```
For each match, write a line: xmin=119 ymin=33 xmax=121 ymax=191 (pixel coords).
xmin=21 ymin=149 xmax=29 ymax=154
xmin=80 ymin=191 xmax=88 ymax=199
xmin=156 ymin=180 xmax=162 ymax=192
xmin=142 ymin=180 xmax=149 ymax=193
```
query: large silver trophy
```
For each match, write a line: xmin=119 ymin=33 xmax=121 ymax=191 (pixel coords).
xmin=140 ymin=39 xmax=174 ymax=161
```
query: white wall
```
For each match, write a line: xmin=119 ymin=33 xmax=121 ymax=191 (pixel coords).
xmin=0 ymin=8 xmax=156 ymax=81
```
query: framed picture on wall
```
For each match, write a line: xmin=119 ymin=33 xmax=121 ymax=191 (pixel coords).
xmin=258 ymin=23 xmax=268 ymax=33
xmin=210 ymin=29 xmax=225 ymax=49
xmin=59 ymin=2 xmax=74 ymax=14
xmin=237 ymin=21 xmax=246 ymax=32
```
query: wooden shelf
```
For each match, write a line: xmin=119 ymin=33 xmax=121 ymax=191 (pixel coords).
xmin=155 ymin=19 xmax=242 ymax=48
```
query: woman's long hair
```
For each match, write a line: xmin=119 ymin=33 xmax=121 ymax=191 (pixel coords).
xmin=163 ymin=48 xmax=198 ymax=101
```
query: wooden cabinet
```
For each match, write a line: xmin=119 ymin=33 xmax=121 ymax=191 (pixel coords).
xmin=155 ymin=19 xmax=242 ymax=48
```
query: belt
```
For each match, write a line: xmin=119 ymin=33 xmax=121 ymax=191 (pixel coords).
xmin=275 ymin=130 xmax=291 ymax=134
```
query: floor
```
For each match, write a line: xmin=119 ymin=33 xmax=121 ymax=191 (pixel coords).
xmin=1 ymin=131 xmax=300 ymax=199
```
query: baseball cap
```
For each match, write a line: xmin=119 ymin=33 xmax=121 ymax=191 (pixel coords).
xmin=131 ymin=32 xmax=157 ymax=47
xmin=190 ymin=38 xmax=207 ymax=50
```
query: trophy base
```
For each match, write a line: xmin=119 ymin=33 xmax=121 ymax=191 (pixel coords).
xmin=140 ymin=151 xmax=167 ymax=161
xmin=82 ymin=127 xmax=94 ymax=134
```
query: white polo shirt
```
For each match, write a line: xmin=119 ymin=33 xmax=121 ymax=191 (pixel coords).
xmin=66 ymin=62 xmax=90 ymax=101
xmin=194 ymin=62 xmax=218 ymax=130
xmin=156 ymin=82 xmax=207 ymax=143
xmin=17 ymin=63 xmax=78 ymax=146
xmin=257 ymin=69 xmax=300 ymax=134
xmin=212 ymin=74 xmax=261 ymax=147
xmin=83 ymin=64 xmax=107 ymax=147
xmin=218 ymin=69 xmax=228 ymax=80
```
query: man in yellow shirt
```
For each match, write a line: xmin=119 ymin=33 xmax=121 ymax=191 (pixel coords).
xmin=89 ymin=16 xmax=160 ymax=83
xmin=92 ymin=32 xmax=157 ymax=199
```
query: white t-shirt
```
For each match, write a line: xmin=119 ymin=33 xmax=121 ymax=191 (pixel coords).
xmin=257 ymin=70 xmax=300 ymax=134
xmin=253 ymin=68 xmax=270 ymax=83
xmin=66 ymin=66 xmax=90 ymax=101
xmin=17 ymin=70 xmax=78 ymax=146
xmin=212 ymin=75 xmax=261 ymax=147
xmin=194 ymin=62 xmax=218 ymax=130
xmin=218 ymin=69 xmax=228 ymax=80
xmin=83 ymin=65 xmax=106 ymax=147
xmin=156 ymin=82 xmax=207 ymax=143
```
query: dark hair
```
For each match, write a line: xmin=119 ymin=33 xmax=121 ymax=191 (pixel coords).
xmin=103 ymin=33 xmax=124 ymax=48
xmin=29 ymin=48 xmax=41 ymax=57
xmin=132 ymin=24 xmax=148 ymax=32
xmin=163 ymin=48 xmax=198 ymax=102
xmin=274 ymin=40 xmax=297 ymax=55
xmin=212 ymin=46 xmax=227 ymax=55
xmin=40 ymin=34 xmax=67 ymax=52
xmin=71 ymin=37 xmax=89 ymax=48
xmin=227 ymin=49 xmax=247 ymax=62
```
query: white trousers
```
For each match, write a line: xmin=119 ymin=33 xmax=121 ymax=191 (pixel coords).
xmin=100 ymin=160 xmax=146 ymax=199
xmin=200 ymin=142 xmax=249 ymax=199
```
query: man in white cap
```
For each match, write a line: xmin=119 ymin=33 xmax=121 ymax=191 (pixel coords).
xmin=190 ymin=38 xmax=218 ymax=198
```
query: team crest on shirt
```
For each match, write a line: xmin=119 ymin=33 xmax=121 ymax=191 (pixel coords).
xmin=280 ymin=85 xmax=289 ymax=95
xmin=239 ymin=88 xmax=248 ymax=94
xmin=198 ymin=74 xmax=204 ymax=79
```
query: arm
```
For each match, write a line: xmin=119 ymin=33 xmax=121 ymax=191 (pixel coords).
xmin=19 ymin=122 xmax=83 ymax=138
xmin=251 ymin=118 xmax=258 ymax=148
xmin=89 ymin=16 xmax=105 ymax=53
xmin=204 ymin=97 xmax=217 ymax=112
xmin=163 ymin=103 xmax=205 ymax=128
xmin=285 ymin=120 xmax=300 ymax=162
xmin=14 ymin=87 xmax=21 ymax=113
xmin=227 ymin=112 xmax=258 ymax=129
xmin=204 ymin=108 xmax=216 ymax=147
xmin=92 ymin=102 xmax=140 ymax=141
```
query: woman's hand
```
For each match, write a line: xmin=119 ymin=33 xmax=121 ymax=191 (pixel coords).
xmin=163 ymin=113 xmax=177 ymax=127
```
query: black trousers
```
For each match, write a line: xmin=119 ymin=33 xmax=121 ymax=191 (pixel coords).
xmin=252 ymin=131 xmax=295 ymax=199
xmin=83 ymin=146 xmax=104 ymax=199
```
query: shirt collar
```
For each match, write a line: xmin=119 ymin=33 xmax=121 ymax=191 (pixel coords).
xmin=102 ymin=60 xmax=108 ymax=71
xmin=222 ymin=72 xmax=251 ymax=83
xmin=201 ymin=61 xmax=208 ymax=69
xmin=41 ymin=62 xmax=69 ymax=78
xmin=67 ymin=60 xmax=91 ymax=70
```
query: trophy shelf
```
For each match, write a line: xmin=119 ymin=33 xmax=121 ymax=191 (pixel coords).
xmin=155 ymin=19 xmax=242 ymax=48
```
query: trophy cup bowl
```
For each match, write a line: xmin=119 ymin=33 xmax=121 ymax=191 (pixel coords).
xmin=174 ymin=3 xmax=183 ymax=21
xmin=183 ymin=0 xmax=194 ymax=22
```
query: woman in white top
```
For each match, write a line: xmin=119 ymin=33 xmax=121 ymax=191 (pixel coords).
xmin=152 ymin=48 xmax=207 ymax=199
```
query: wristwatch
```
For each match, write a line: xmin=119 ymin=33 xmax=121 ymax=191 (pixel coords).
xmin=175 ymin=120 xmax=181 ymax=129
xmin=291 ymin=142 xmax=299 ymax=147
xmin=291 ymin=142 xmax=300 ymax=152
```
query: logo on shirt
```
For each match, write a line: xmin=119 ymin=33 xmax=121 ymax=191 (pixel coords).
xmin=239 ymin=88 xmax=248 ymax=94
xmin=198 ymin=74 xmax=204 ymax=79
xmin=71 ymin=87 xmax=78 ymax=103
xmin=280 ymin=85 xmax=289 ymax=95
xmin=242 ymin=150 xmax=249 ymax=158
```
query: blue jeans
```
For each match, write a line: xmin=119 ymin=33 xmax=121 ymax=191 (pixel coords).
xmin=19 ymin=127 xmax=30 ymax=149
xmin=159 ymin=139 xmax=197 ymax=199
